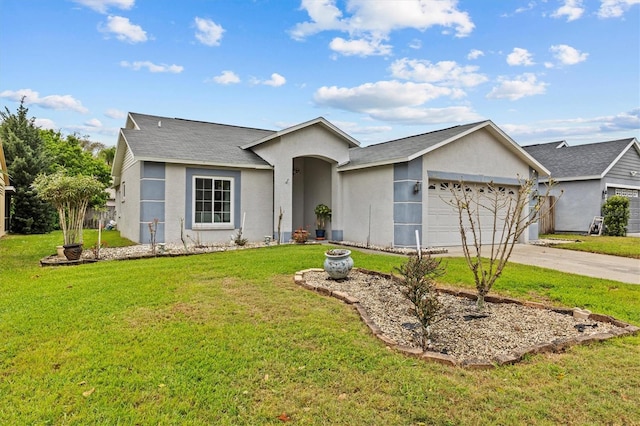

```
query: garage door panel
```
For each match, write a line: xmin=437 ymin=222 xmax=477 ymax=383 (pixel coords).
xmin=427 ymin=180 xmax=517 ymax=247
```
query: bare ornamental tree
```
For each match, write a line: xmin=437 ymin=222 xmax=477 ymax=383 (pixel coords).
xmin=446 ymin=176 xmax=559 ymax=310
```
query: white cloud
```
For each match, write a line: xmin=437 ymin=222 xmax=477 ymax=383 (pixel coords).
xmin=390 ymin=58 xmax=488 ymax=88
xmin=314 ymin=80 xmax=457 ymax=112
xmin=551 ymin=0 xmax=585 ymax=21
xmin=120 ymin=60 xmax=183 ymax=73
xmin=409 ymin=39 xmax=422 ymax=50
xmin=290 ymin=0 xmax=474 ymax=57
xmin=549 ymin=44 xmax=588 ymax=65
xmin=506 ymin=48 xmax=535 ymax=66
xmin=598 ymin=0 xmax=640 ymax=18
xmin=332 ymin=120 xmax=393 ymax=135
xmin=467 ymin=49 xmax=484 ymax=60
xmin=365 ymin=106 xmax=483 ymax=124
xmin=84 ymin=118 xmax=103 ymax=128
xmin=194 ymin=17 xmax=225 ymax=46
xmin=262 ymin=73 xmax=286 ymax=87
xmin=329 ymin=36 xmax=392 ymax=56
xmin=486 ymin=73 xmax=548 ymax=100
xmin=99 ymin=15 xmax=147 ymax=43
xmin=34 ymin=118 xmax=57 ymax=130
xmin=0 ymin=88 xmax=88 ymax=113
xmin=504 ymin=109 xmax=640 ymax=143
xmin=290 ymin=0 xmax=347 ymax=39
xmin=252 ymin=73 xmax=286 ymax=87
xmin=72 ymin=0 xmax=134 ymax=14
xmin=105 ymin=108 xmax=126 ymax=119
xmin=211 ymin=70 xmax=241 ymax=85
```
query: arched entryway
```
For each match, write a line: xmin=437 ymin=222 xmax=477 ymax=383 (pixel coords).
xmin=292 ymin=156 xmax=333 ymax=238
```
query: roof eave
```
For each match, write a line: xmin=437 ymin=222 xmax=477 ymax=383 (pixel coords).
xmin=338 ymin=158 xmax=405 ymax=172
xmin=539 ymin=175 xmax=602 ymax=182
xmin=135 ymin=156 xmax=273 ymax=170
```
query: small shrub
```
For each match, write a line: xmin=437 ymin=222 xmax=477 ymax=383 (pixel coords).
xmin=602 ymin=195 xmax=630 ymax=236
xmin=234 ymin=228 xmax=248 ymax=246
xmin=393 ymin=255 xmax=445 ymax=350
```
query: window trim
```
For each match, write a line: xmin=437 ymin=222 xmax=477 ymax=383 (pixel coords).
xmin=191 ymin=175 xmax=235 ymax=229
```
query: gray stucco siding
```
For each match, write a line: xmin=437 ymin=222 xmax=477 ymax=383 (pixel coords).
xmin=394 ymin=224 xmax=423 ymax=248
xmin=141 ymin=180 xmax=165 ymax=200
xmin=393 ymin=158 xmax=422 ymax=181
xmin=553 ymin=180 xmax=602 ymax=233
xmin=341 ymin=166 xmax=394 ymax=247
xmin=393 ymin=202 xmax=422 ymax=223
xmin=393 ymin=159 xmax=423 ymax=248
xmin=139 ymin=161 xmax=166 ymax=242
xmin=142 ymin=161 xmax=166 ymax=179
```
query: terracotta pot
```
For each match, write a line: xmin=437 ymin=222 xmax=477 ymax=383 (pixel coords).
xmin=63 ymin=243 xmax=83 ymax=261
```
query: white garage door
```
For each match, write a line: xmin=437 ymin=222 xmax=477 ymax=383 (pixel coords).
xmin=426 ymin=181 xmax=519 ymax=247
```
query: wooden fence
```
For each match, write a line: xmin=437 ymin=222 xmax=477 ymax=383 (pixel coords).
xmin=537 ymin=196 xmax=555 ymax=234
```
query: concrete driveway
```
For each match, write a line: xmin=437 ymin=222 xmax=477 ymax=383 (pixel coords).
xmin=437 ymin=244 xmax=640 ymax=285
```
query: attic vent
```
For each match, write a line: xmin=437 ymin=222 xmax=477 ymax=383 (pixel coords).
xmin=158 ymin=120 xmax=162 ymax=128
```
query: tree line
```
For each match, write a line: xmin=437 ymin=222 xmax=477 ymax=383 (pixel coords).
xmin=1 ymin=100 xmax=115 ymax=234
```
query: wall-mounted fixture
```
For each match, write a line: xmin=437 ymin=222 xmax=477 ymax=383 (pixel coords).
xmin=602 ymin=189 xmax=608 ymax=199
xmin=631 ymin=171 xmax=638 ymax=177
xmin=413 ymin=181 xmax=422 ymax=194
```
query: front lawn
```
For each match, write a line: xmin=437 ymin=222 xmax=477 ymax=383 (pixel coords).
xmin=1 ymin=233 xmax=638 ymax=425
xmin=541 ymin=233 xmax=640 ymax=259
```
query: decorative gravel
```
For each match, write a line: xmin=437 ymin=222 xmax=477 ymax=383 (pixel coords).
xmin=302 ymin=269 xmax=627 ymax=364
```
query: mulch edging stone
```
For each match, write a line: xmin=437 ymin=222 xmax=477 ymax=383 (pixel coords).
xmin=294 ymin=267 xmax=639 ymax=369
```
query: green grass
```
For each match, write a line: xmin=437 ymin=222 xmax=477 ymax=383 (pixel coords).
xmin=541 ymin=233 xmax=640 ymax=259
xmin=1 ymin=233 xmax=639 ymax=425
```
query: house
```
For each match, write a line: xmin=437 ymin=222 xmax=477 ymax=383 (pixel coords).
xmin=0 ymin=143 xmax=17 ymax=238
xmin=0 ymin=138 xmax=11 ymax=237
xmin=523 ymin=138 xmax=640 ymax=234
xmin=111 ymin=113 xmax=549 ymax=247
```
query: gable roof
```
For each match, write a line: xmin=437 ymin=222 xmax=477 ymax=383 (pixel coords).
xmin=119 ymin=112 xmax=275 ymax=169
xmin=241 ymin=116 xmax=360 ymax=150
xmin=340 ymin=120 xmax=549 ymax=175
xmin=522 ymin=138 xmax=639 ymax=180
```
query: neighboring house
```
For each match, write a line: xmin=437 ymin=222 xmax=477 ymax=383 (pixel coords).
xmin=0 ymin=138 xmax=12 ymax=237
xmin=112 ymin=113 xmax=549 ymax=248
xmin=523 ymin=138 xmax=640 ymax=234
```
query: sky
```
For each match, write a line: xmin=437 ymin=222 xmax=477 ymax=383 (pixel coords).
xmin=1 ymin=0 xmax=638 ymax=148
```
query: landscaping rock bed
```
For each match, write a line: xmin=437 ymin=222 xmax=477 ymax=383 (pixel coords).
xmin=296 ymin=268 xmax=639 ymax=368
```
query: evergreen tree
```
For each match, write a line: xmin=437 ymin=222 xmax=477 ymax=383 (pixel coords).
xmin=0 ymin=100 xmax=56 ymax=234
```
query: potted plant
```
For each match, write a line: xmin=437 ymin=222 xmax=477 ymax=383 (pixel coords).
xmin=292 ymin=227 xmax=309 ymax=243
xmin=32 ymin=169 xmax=107 ymax=260
xmin=314 ymin=203 xmax=332 ymax=240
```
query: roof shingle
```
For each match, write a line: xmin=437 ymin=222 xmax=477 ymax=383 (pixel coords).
xmin=522 ymin=138 xmax=635 ymax=178
xmin=123 ymin=113 xmax=275 ymax=167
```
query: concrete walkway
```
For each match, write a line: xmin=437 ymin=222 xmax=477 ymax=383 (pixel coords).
xmin=437 ymin=244 xmax=640 ymax=285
